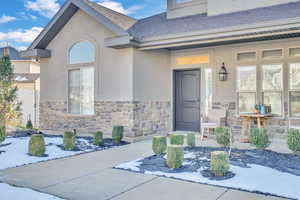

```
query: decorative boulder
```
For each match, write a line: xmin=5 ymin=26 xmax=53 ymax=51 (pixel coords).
xmin=250 ymin=128 xmax=270 ymax=150
xmin=167 ymin=145 xmax=184 ymax=169
xmin=28 ymin=134 xmax=45 ymax=156
xmin=210 ymin=151 xmax=230 ymax=177
xmin=215 ymin=127 xmax=233 ymax=148
xmin=112 ymin=126 xmax=124 ymax=144
xmin=93 ymin=131 xmax=104 ymax=146
xmin=63 ymin=131 xmax=76 ymax=150
xmin=288 ymin=129 xmax=300 ymax=154
xmin=170 ymin=134 xmax=184 ymax=145
xmin=152 ymin=136 xmax=167 ymax=155
xmin=187 ymin=133 xmax=196 ymax=147
xmin=0 ymin=126 xmax=5 ymax=143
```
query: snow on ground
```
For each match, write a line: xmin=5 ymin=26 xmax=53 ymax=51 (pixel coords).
xmin=1 ymin=182 xmax=64 ymax=200
xmin=0 ymin=137 xmax=96 ymax=170
xmin=116 ymin=155 xmax=300 ymax=200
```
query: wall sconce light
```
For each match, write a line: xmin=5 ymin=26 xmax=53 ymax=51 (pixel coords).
xmin=219 ymin=62 xmax=228 ymax=81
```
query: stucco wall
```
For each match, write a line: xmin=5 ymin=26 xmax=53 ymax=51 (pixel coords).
xmin=40 ymin=9 xmax=133 ymax=102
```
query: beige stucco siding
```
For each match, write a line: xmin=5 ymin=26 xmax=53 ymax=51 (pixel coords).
xmin=133 ymin=49 xmax=171 ymax=101
xmin=40 ymin=9 xmax=133 ymax=102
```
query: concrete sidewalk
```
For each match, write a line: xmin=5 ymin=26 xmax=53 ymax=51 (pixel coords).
xmin=0 ymin=139 xmax=288 ymax=200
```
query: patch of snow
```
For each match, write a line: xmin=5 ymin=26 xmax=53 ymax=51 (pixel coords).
xmin=115 ymin=159 xmax=142 ymax=172
xmin=1 ymin=182 xmax=64 ymax=200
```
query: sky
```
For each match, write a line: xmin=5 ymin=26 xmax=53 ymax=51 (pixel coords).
xmin=0 ymin=0 xmax=166 ymax=51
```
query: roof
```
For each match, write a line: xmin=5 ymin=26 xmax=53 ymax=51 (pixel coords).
xmin=14 ymin=73 xmax=40 ymax=83
xmin=128 ymin=1 xmax=300 ymax=40
xmin=0 ymin=47 xmax=29 ymax=60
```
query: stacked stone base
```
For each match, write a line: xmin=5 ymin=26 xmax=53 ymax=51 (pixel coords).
xmin=40 ymin=101 xmax=171 ymax=140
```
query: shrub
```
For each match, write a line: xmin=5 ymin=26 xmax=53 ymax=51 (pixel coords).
xmin=187 ymin=133 xmax=196 ymax=147
xmin=215 ymin=127 xmax=233 ymax=148
xmin=152 ymin=136 xmax=167 ymax=155
xmin=210 ymin=151 xmax=229 ymax=177
xmin=93 ymin=131 xmax=103 ymax=146
xmin=167 ymin=145 xmax=184 ymax=169
xmin=288 ymin=129 xmax=300 ymax=154
xmin=170 ymin=134 xmax=184 ymax=145
xmin=28 ymin=134 xmax=45 ymax=156
xmin=112 ymin=126 xmax=124 ymax=144
xmin=0 ymin=126 xmax=5 ymax=143
xmin=63 ymin=131 xmax=76 ymax=150
xmin=26 ymin=119 xmax=33 ymax=130
xmin=250 ymin=128 xmax=270 ymax=150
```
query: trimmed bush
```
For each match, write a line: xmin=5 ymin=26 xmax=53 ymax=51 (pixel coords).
xmin=250 ymin=128 xmax=270 ymax=150
xmin=26 ymin=119 xmax=33 ymax=130
xmin=63 ymin=131 xmax=76 ymax=150
xmin=112 ymin=126 xmax=124 ymax=144
xmin=210 ymin=151 xmax=229 ymax=177
xmin=167 ymin=145 xmax=184 ymax=169
xmin=288 ymin=129 xmax=300 ymax=154
xmin=28 ymin=134 xmax=45 ymax=156
xmin=187 ymin=133 xmax=196 ymax=147
xmin=215 ymin=127 xmax=233 ymax=148
xmin=93 ymin=131 xmax=104 ymax=146
xmin=170 ymin=134 xmax=184 ymax=145
xmin=152 ymin=136 xmax=167 ymax=155
xmin=0 ymin=126 xmax=5 ymax=143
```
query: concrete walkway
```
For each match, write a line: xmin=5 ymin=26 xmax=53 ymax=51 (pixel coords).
xmin=0 ymin=138 xmax=289 ymax=200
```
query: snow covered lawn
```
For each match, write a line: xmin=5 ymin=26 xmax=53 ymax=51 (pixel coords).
xmin=1 ymin=182 xmax=64 ymax=200
xmin=0 ymin=135 xmax=127 ymax=170
xmin=115 ymin=147 xmax=300 ymax=200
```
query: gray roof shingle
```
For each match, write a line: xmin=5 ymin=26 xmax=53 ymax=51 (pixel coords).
xmin=128 ymin=1 xmax=300 ymax=40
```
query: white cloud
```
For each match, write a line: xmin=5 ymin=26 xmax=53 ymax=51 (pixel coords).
xmin=97 ymin=0 xmax=143 ymax=15
xmin=25 ymin=0 xmax=60 ymax=18
xmin=0 ymin=15 xmax=16 ymax=24
xmin=0 ymin=27 xmax=43 ymax=43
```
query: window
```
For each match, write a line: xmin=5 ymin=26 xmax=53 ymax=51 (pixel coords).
xmin=68 ymin=41 xmax=95 ymax=115
xmin=289 ymin=63 xmax=300 ymax=117
xmin=237 ymin=52 xmax=256 ymax=62
xmin=289 ymin=48 xmax=300 ymax=57
xmin=262 ymin=64 xmax=283 ymax=116
xmin=237 ymin=66 xmax=257 ymax=113
xmin=203 ymin=68 xmax=212 ymax=115
xmin=262 ymin=49 xmax=282 ymax=59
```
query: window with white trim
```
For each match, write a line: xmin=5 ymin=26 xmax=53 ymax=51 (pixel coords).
xmin=237 ymin=66 xmax=257 ymax=114
xmin=68 ymin=41 xmax=95 ymax=115
xmin=262 ymin=64 xmax=283 ymax=116
xmin=289 ymin=63 xmax=300 ymax=117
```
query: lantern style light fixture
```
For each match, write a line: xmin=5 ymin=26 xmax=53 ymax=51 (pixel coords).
xmin=219 ymin=62 xmax=228 ymax=81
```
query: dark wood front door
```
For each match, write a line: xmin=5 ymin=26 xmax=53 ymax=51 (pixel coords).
xmin=175 ymin=69 xmax=201 ymax=132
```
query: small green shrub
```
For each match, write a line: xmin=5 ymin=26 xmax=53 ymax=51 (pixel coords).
xmin=215 ymin=127 xmax=233 ymax=148
xmin=187 ymin=133 xmax=196 ymax=147
xmin=167 ymin=145 xmax=184 ymax=169
xmin=170 ymin=134 xmax=184 ymax=145
xmin=26 ymin=119 xmax=33 ymax=130
xmin=93 ymin=131 xmax=103 ymax=146
xmin=0 ymin=126 xmax=6 ymax=143
xmin=112 ymin=126 xmax=124 ymax=144
xmin=250 ymin=128 xmax=270 ymax=150
xmin=210 ymin=151 xmax=229 ymax=177
xmin=288 ymin=129 xmax=300 ymax=154
xmin=63 ymin=131 xmax=76 ymax=150
xmin=152 ymin=136 xmax=167 ymax=155
xmin=28 ymin=134 xmax=45 ymax=156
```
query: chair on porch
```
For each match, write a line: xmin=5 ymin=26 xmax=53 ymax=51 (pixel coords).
xmin=201 ymin=109 xmax=226 ymax=141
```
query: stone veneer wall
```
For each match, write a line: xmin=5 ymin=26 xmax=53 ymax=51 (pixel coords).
xmin=40 ymin=101 xmax=171 ymax=139
xmin=211 ymin=102 xmax=289 ymax=136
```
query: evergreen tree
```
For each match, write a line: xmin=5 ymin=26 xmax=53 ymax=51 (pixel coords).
xmin=0 ymin=56 xmax=21 ymax=136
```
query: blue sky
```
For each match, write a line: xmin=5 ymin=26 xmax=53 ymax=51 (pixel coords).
xmin=0 ymin=0 xmax=166 ymax=51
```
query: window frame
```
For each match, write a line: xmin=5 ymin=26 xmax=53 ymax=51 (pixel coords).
xmin=261 ymin=48 xmax=283 ymax=60
xmin=288 ymin=63 xmax=300 ymax=119
xmin=67 ymin=40 xmax=96 ymax=116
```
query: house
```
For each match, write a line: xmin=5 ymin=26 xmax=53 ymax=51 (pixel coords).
xmin=22 ymin=0 xmax=300 ymax=141
xmin=1 ymin=46 xmax=40 ymax=127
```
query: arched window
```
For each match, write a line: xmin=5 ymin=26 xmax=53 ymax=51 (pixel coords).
xmin=68 ymin=41 xmax=95 ymax=115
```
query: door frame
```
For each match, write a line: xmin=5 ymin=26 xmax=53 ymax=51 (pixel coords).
xmin=173 ymin=68 xmax=201 ymax=132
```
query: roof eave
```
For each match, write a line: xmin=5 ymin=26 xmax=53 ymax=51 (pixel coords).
xmin=105 ymin=35 xmax=140 ymax=48
xmin=20 ymin=49 xmax=51 ymax=59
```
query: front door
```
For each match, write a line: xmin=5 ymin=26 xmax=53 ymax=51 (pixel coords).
xmin=175 ymin=69 xmax=200 ymax=132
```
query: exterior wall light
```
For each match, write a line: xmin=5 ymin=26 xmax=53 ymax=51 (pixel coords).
xmin=219 ymin=62 xmax=228 ymax=81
